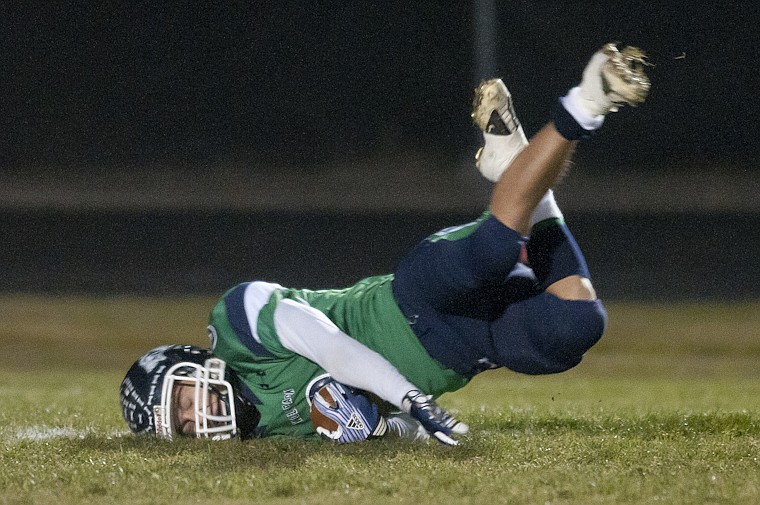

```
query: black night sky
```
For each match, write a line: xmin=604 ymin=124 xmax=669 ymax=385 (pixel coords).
xmin=1 ymin=2 xmax=758 ymax=172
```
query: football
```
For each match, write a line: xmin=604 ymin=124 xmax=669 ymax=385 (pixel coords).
xmin=309 ymin=387 xmax=340 ymax=432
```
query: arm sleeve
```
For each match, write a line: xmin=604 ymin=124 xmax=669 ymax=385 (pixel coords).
xmin=273 ymin=298 xmax=416 ymax=409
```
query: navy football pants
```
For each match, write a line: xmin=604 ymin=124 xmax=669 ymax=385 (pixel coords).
xmin=391 ymin=214 xmax=607 ymax=377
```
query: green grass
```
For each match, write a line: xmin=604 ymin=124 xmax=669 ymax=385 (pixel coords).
xmin=1 ymin=296 xmax=760 ymax=504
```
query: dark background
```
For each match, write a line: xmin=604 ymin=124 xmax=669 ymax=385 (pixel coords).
xmin=2 ymin=2 xmax=758 ymax=168
xmin=0 ymin=2 xmax=758 ymax=300
xmin=0 ymin=210 xmax=755 ymax=301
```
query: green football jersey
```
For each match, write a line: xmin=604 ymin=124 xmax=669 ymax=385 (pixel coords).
xmin=208 ymin=274 xmax=469 ymax=438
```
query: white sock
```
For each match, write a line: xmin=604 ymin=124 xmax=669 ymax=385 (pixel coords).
xmin=530 ymin=189 xmax=563 ymax=228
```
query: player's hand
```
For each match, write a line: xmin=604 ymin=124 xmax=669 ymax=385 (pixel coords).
xmin=401 ymin=390 xmax=468 ymax=446
xmin=310 ymin=380 xmax=388 ymax=442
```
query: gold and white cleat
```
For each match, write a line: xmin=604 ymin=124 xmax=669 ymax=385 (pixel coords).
xmin=471 ymin=79 xmax=528 ymax=182
xmin=579 ymin=42 xmax=652 ymax=115
xmin=472 ymin=79 xmax=521 ymax=135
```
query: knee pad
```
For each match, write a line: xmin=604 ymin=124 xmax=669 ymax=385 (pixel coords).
xmin=491 ymin=294 xmax=607 ymax=375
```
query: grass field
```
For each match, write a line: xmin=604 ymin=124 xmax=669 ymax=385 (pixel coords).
xmin=1 ymin=296 xmax=759 ymax=504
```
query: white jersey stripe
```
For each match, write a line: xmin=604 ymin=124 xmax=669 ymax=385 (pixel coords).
xmin=243 ymin=281 xmax=283 ymax=344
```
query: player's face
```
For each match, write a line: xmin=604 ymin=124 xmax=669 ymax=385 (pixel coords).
xmin=171 ymin=381 xmax=224 ymax=437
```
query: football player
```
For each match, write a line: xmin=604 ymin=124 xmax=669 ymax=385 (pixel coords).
xmin=120 ymin=344 xmax=432 ymax=442
xmin=121 ymin=43 xmax=651 ymax=445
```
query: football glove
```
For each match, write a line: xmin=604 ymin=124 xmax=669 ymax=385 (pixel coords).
xmin=401 ymin=390 xmax=469 ymax=446
xmin=309 ymin=380 xmax=387 ymax=443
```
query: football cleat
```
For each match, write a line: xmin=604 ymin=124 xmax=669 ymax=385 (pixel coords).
xmin=471 ymin=79 xmax=528 ymax=182
xmin=577 ymin=42 xmax=652 ymax=115
xmin=471 ymin=78 xmax=521 ymax=135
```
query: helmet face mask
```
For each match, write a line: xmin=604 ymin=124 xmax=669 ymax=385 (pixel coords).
xmin=158 ymin=358 xmax=238 ymax=440
xmin=121 ymin=345 xmax=257 ymax=441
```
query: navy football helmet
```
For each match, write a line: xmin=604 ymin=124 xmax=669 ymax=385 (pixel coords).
xmin=120 ymin=345 xmax=259 ymax=440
